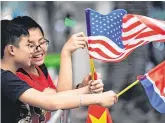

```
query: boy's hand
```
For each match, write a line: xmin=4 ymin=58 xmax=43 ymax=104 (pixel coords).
xmin=98 ymin=90 xmax=118 ymax=107
xmin=62 ymin=32 xmax=88 ymax=55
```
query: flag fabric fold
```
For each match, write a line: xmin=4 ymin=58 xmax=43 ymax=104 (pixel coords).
xmin=85 ymin=8 xmax=165 ymax=62
xmin=138 ymin=61 xmax=165 ymax=113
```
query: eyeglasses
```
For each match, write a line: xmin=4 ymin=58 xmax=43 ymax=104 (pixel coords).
xmin=29 ymin=39 xmax=49 ymax=52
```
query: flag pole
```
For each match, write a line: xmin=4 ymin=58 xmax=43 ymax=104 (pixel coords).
xmin=117 ymin=80 xmax=139 ymax=97
xmin=89 ymin=58 xmax=95 ymax=81
xmin=86 ymin=9 xmax=96 ymax=81
xmin=87 ymin=39 xmax=95 ymax=81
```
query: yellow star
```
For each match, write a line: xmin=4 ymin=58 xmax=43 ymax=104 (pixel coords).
xmin=89 ymin=110 xmax=107 ymax=123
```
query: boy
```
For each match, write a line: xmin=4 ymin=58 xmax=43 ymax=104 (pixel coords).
xmin=1 ymin=20 xmax=118 ymax=123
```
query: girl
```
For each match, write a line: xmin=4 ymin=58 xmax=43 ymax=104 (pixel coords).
xmin=13 ymin=16 xmax=104 ymax=123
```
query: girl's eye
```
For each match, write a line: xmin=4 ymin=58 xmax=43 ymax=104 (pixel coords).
xmin=28 ymin=44 xmax=35 ymax=48
xmin=30 ymin=45 xmax=35 ymax=48
xmin=40 ymin=41 xmax=46 ymax=45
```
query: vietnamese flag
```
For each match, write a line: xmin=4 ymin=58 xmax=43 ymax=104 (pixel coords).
xmin=86 ymin=105 xmax=113 ymax=123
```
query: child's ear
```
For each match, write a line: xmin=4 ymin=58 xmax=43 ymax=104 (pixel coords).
xmin=7 ymin=45 xmax=15 ymax=56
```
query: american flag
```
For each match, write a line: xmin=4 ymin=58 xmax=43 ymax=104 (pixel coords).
xmin=85 ymin=8 xmax=165 ymax=62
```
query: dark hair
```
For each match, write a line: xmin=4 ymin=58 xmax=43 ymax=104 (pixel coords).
xmin=12 ymin=16 xmax=44 ymax=36
xmin=1 ymin=20 xmax=29 ymax=59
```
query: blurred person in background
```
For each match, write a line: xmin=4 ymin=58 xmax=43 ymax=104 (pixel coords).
xmin=12 ymin=16 xmax=105 ymax=123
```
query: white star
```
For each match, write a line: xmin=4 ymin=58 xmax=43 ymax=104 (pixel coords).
xmin=120 ymin=13 xmax=123 ymax=15
xmin=100 ymin=31 xmax=103 ymax=33
xmin=96 ymin=25 xmax=98 ymax=27
xmin=107 ymin=21 xmax=110 ymax=23
xmin=104 ymin=29 xmax=106 ymax=31
xmin=100 ymin=26 xmax=102 ymax=28
xmin=111 ymin=25 xmax=113 ymax=27
xmin=95 ymin=15 xmax=98 ymax=17
xmin=92 ymin=23 xmax=94 ymax=25
xmin=113 ymin=13 xmax=116 ymax=15
xmin=111 ymin=19 xmax=113 ymax=21
xmin=100 ymin=22 xmax=102 ymax=24
xmin=104 ymin=23 xmax=106 ymax=26
xmin=93 ymin=32 xmax=95 ymax=34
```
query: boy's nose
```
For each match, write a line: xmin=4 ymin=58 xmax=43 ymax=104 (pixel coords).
xmin=30 ymin=48 xmax=34 ymax=54
xmin=29 ymin=52 xmax=33 ymax=58
xmin=29 ymin=47 xmax=34 ymax=56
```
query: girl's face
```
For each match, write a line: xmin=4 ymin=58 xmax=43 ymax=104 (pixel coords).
xmin=29 ymin=28 xmax=49 ymax=66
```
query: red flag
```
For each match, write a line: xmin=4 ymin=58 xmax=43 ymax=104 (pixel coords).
xmin=86 ymin=105 xmax=113 ymax=123
xmin=88 ymin=65 xmax=113 ymax=123
xmin=137 ymin=61 xmax=165 ymax=113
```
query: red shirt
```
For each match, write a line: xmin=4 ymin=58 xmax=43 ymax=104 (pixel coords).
xmin=16 ymin=66 xmax=56 ymax=91
xmin=16 ymin=66 xmax=56 ymax=123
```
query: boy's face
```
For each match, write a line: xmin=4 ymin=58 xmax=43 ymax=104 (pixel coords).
xmin=28 ymin=28 xmax=48 ymax=66
xmin=14 ymin=36 xmax=33 ymax=68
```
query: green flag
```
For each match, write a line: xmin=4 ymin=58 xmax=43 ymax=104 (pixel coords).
xmin=64 ymin=17 xmax=76 ymax=27
xmin=44 ymin=54 xmax=60 ymax=69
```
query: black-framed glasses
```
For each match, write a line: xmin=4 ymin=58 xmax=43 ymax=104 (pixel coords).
xmin=30 ymin=39 xmax=49 ymax=51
